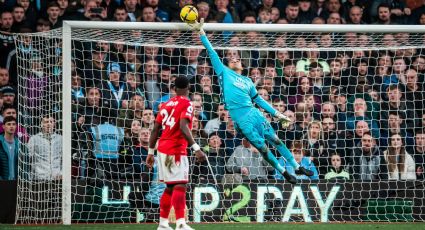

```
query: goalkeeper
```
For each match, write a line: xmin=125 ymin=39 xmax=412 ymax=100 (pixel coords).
xmin=190 ymin=19 xmax=313 ymax=184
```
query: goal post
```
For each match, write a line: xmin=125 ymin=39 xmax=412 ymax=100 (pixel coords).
xmin=13 ymin=21 xmax=425 ymax=225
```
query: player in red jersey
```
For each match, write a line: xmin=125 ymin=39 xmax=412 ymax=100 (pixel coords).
xmin=147 ymin=76 xmax=206 ymax=230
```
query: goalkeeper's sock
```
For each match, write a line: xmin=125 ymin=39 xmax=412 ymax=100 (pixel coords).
xmin=159 ymin=187 xmax=173 ymax=222
xmin=171 ymin=185 xmax=186 ymax=222
xmin=260 ymin=149 xmax=285 ymax=174
xmin=275 ymin=143 xmax=300 ymax=170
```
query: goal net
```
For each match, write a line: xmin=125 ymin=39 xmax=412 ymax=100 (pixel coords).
xmin=14 ymin=23 xmax=425 ymax=224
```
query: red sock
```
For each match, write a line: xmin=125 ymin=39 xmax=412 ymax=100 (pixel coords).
xmin=160 ymin=187 xmax=173 ymax=219
xmin=171 ymin=185 xmax=186 ymax=220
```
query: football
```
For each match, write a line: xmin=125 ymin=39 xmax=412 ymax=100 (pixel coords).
xmin=180 ymin=5 xmax=198 ymax=23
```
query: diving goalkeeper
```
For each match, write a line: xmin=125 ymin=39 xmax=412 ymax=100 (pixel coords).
xmin=190 ymin=19 xmax=313 ymax=184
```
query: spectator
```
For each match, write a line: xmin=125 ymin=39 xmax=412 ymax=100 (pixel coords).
xmin=204 ymin=104 xmax=228 ymax=136
xmin=298 ymin=0 xmax=316 ymax=23
xmin=276 ymin=140 xmax=319 ymax=180
xmin=242 ymin=11 xmax=257 ymax=23
xmin=113 ymin=6 xmax=129 ymax=22
xmin=374 ymin=3 xmax=393 ymax=24
xmin=88 ymin=121 xmax=124 ymax=179
xmin=296 ymin=41 xmax=330 ymax=76
xmin=141 ymin=109 xmax=155 ymax=129
xmin=124 ymin=0 xmax=140 ymax=22
xmin=0 ymin=105 xmax=30 ymax=142
xmin=82 ymin=44 xmax=106 ymax=87
xmin=11 ymin=5 xmax=28 ymax=32
xmin=146 ymin=0 xmax=169 ymax=22
xmin=409 ymin=0 xmax=425 ymax=24
xmin=99 ymin=62 xmax=131 ymax=119
xmin=118 ymin=94 xmax=145 ymax=128
xmin=46 ymin=2 xmax=62 ymax=29
xmin=0 ymin=11 xmax=15 ymax=67
xmin=27 ymin=115 xmax=62 ymax=180
xmin=404 ymin=69 xmax=424 ymax=118
xmin=35 ymin=18 xmax=51 ymax=32
xmin=71 ymin=71 xmax=85 ymax=104
xmin=307 ymin=62 xmax=325 ymax=96
xmin=193 ymin=132 xmax=226 ymax=181
xmin=279 ymin=60 xmax=298 ymax=96
xmin=383 ymin=133 xmax=416 ymax=180
xmin=302 ymin=120 xmax=327 ymax=177
xmin=213 ymin=0 xmax=240 ymax=24
xmin=347 ymin=6 xmax=365 ymax=24
xmin=323 ymin=59 xmax=349 ymax=98
xmin=381 ymin=111 xmax=415 ymax=148
xmin=285 ymin=1 xmax=301 ymax=23
xmin=350 ymin=133 xmax=388 ymax=180
xmin=0 ymin=116 xmax=19 ymax=180
xmin=325 ymin=153 xmax=350 ymax=179
xmin=138 ymin=6 xmax=158 ymax=22
xmin=412 ymin=129 xmax=425 ymax=179
xmin=322 ymin=116 xmax=348 ymax=160
xmin=122 ymin=45 xmax=143 ymax=74
xmin=288 ymin=77 xmax=321 ymax=113
xmin=270 ymin=7 xmax=281 ymax=23
xmin=327 ymin=12 xmax=343 ymax=24
xmin=119 ymin=123 xmax=149 ymax=179
xmin=257 ymin=7 xmax=272 ymax=24
xmin=192 ymin=116 xmax=207 ymax=147
xmin=226 ymin=138 xmax=274 ymax=180
xmin=346 ymin=98 xmax=380 ymax=138
xmin=143 ymin=59 xmax=161 ymax=109
xmin=197 ymin=1 xmax=211 ymax=22
xmin=381 ymin=84 xmax=418 ymax=131
xmin=76 ymin=87 xmax=111 ymax=129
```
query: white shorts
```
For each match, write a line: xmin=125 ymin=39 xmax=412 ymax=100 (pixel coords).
xmin=157 ymin=151 xmax=189 ymax=184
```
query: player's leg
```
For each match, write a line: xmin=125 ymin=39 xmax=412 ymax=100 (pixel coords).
xmin=263 ymin=124 xmax=314 ymax=177
xmin=157 ymin=152 xmax=173 ymax=230
xmin=160 ymin=153 xmax=193 ymax=230
xmin=172 ymin=156 xmax=191 ymax=230
xmin=235 ymin=120 xmax=297 ymax=184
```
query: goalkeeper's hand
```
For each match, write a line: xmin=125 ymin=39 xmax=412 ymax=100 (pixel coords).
xmin=275 ymin=112 xmax=291 ymax=128
xmin=188 ymin=18 xmax=205 ymax=35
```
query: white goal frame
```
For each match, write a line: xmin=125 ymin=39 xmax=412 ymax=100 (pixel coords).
xmin=61 ymin=21 xmax=425 ymax=225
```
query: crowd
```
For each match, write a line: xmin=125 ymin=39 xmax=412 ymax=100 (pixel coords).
xmin=0 ymin=0 xmax=424 ymax=196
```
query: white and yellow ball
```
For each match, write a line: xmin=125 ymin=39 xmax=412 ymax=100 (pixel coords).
xmin=180 ymin=5 xmax=198 ymax=23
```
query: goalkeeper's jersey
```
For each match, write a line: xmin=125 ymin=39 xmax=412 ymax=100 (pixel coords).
xmin=200 ymin=35 xmax=258 ymax=112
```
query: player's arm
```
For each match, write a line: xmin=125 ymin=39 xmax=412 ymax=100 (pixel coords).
xmin=190 ymin=19 xmax=224 ymax=75
xmin=249 ymin=85 xmax=291 ymax=128
xmin=180 ymin=118 xmax=206 ymax=163
xmin=146 ymin=120 xmax=162 ymax=169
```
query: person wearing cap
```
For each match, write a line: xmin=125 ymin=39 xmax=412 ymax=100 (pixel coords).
xmin=1 ymin=86 xmax=16 ymax=108
xmin=99 ymin=62 xmax=131 ymax=120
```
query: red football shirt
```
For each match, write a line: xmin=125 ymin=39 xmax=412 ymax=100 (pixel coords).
xmin=156 ymin=96 xmax=193 ymax=155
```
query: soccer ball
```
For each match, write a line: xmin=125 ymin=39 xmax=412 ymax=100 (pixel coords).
xmin=180 ymin=5 xmax=198 ymax=23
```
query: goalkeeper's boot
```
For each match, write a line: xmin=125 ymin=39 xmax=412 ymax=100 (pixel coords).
xmin=295 ymin=166 xmax=314 ymax=177
xmin=282 ymin=171 xmax=297 ymax=184
xmin=157 ymin=224 xmax=173 ymax=230
xmin=176 ymin=223 xmax=195 ymax=230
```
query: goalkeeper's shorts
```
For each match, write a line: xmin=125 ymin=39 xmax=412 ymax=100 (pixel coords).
xmin=157 ymin=152 xmax=189 ymax=184
xmin=233 ymin=108 xmax=276 ymax=150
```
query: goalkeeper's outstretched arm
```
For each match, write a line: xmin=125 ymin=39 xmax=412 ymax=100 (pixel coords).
xmin=191 ymin=19 xmax=224 ymax=75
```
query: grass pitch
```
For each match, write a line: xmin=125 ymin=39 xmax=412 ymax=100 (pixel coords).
xmin=1 ymin=223 xmax=425 ymax=230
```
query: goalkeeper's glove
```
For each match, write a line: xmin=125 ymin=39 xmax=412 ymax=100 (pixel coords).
xmin=275 ymin=112 xmax=291 ymax=128
xmin=188 ymin=18 xmax=205 ymax=35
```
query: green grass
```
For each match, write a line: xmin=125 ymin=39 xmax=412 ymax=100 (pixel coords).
xmin=1 ymin=223 xmax=425 ymax=230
